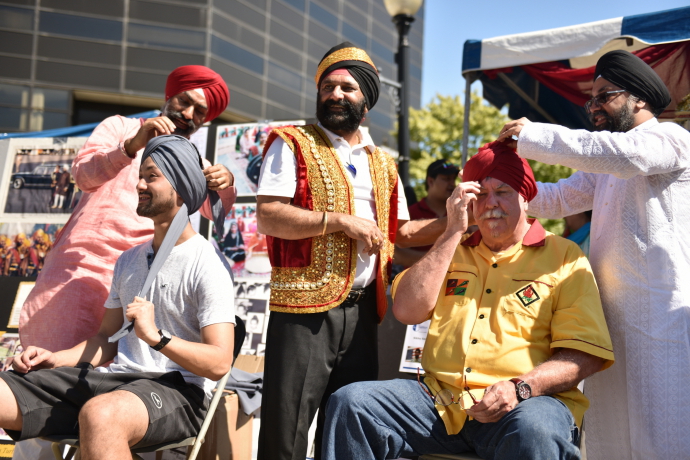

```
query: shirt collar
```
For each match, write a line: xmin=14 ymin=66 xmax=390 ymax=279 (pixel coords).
xmin=461 ymin=218 xmax=546 ymax=248
xmin=630 ymin=117 xmax=658 ymax=132
xmin=317 ymin=122 xmax=375 ymax=151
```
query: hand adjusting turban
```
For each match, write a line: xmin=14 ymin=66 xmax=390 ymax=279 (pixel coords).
xmin=594 ymin=50 xmax=671 ymax=117
xmin=166 ymin=65 xmax=230 ymax=122
xmin=109 ymin=135 xmax=225 ymax=342
xmin=315 ymin=41 xmax=380 ymax=110
xmin=463 ymin=141 xmax=537 ymax=202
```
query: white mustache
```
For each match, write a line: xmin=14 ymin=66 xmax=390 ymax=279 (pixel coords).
xmin=478 ymin=209 xmax=507 ymax=220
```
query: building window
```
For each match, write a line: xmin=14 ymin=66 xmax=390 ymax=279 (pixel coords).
xmin=0 ymin=84 xmax=71 ymax=132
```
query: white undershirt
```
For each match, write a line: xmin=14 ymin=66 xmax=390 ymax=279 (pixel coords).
xmin=257 ymin=124 xmax=409 ymax=288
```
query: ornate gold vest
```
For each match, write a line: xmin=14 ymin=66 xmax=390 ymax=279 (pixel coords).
xmin=265 ymin=124 xmax=399 ymax=321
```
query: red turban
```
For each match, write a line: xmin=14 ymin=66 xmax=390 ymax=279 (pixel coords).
xmin=463 ymin=141 xmax=537 ymax=202
xmin=165 ymin=65 xmax=229 ymax=122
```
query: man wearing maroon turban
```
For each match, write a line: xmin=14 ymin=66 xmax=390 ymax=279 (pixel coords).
xmin=17 ymin=66 xmax=237 ymax=433
xmin=320 ymin=142 xmax=614 ymax=460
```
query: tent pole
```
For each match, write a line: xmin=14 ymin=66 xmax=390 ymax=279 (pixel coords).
xmin=496 ymin=73 xmax=558 ymax=124
xmin=461 ymin=72 xmax=473 ymax=167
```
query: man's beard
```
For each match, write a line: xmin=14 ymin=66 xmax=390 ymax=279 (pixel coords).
xmin=136 ymin=191 xmax=176 ymax=218
xmin=588 ymin=99 xmax=636 ymax=133
xmin=163 ymin=107 xmax=197 ymax=137
xmin=316 ymin=97 xmax=366 ymax=133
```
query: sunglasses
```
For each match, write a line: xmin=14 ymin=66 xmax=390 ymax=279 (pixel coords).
xmin=417 ymin=368 xmax=479 ymax=409
xmin=584 ymin=89 xmax=627 ymax=113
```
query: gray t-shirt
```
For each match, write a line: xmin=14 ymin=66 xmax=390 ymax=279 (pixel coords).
xmin=100 ymin=233 xmax=235 ymax=397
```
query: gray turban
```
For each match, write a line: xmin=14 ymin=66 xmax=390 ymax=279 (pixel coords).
xmin=109 ymin=134 xmax=225 ymax=342
xmin=141 ymin=134 xmax=225 ymax=236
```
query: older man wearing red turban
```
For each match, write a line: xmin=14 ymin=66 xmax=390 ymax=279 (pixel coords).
xmin=320 ymin=142 xmax=615 ymax=460
xmin=19 ymin=65 xmax=236 ymax=356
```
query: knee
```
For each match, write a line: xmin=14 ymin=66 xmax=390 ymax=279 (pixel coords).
xmin=79 ymin=395 xmax=121 ymax=431
xmin=328 ymin=382 xmax=371 ymax=416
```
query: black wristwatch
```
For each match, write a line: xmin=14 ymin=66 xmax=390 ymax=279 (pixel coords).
xmin=151 ymin=329 xmax=172 ymax=351
xmin=509 ymin=378 xmax=532 ymax=402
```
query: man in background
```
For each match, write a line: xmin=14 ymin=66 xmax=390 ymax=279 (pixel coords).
xmin=394 ymin=159 xmax=458 ymax=267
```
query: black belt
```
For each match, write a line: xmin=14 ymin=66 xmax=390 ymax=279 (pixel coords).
xmin=343 ymin=284 xmax=373 ymax=304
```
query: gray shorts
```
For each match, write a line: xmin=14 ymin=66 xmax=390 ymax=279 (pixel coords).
xmin=0 ymin=364 xmax=208 ymax=449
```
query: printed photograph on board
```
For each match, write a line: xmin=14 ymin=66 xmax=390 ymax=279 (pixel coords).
xmin=0 ymin=333 xmax=21 ymax=372
xmin=214 ymin=120 xmax=304 ymax=196
xmin=0 ymin=222 xmax=64 ymax=277
xmin=213 ymin=203 xmax=271 ymax=278
xmin=3 ymin=142 xmax=84 ymax=214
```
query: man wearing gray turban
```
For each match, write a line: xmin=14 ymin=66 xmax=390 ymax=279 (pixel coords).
xmin=0 ymin=135 xmax=236 ymax=458
xmin=497 ymin=50 xmax=690 ymax=459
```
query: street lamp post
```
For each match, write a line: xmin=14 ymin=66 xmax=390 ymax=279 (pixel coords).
xmin=384 ymin=0 xmax=423 ymax=188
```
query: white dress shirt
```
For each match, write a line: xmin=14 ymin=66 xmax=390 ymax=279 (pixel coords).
xmin=518 ymin=118 xmax=690 ymax=460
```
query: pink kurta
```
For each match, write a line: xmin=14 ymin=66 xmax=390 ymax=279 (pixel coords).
xmin=19 ymin=115 xmax=237 ymax=351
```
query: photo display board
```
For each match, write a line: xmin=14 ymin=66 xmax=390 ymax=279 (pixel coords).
xmin=213 ymin=120 xmax=305 ymax=197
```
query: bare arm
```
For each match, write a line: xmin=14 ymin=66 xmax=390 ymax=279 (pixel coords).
xmin=126 ymin=297 xmax=234 ymax=380
xmin=392 ymin=182 xmax=480 ymax=325
xmin=257 ymin=195 xmax=385 ymax=256
xmin=392 ymin=246 xmax=426 ymax=267
xmin=466 ymin=348 xmax=606 ymax=423
xmin=395 ymin=217 xmax=448 ymax=248
xmin=13 ymin=308 xmax=124 ymax=372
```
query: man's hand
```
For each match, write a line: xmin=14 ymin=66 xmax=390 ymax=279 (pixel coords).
xmin=124 ymin=116 xmax=178 ymax=157
xmin=12 ymin=346 xmax=58 ymax=373
xmin=126 ymin=296 xmax=160 ymax=346
xmin=203 ymin=163 xmax=234 ymax=190
xmin=446 ymin=181 xmax=480 ymax=234
xmin=465 ymin=381 xmax=519 ymax=423
xmin=496 ymin=117 xmax=532 ymax=149
xmin=336 ymin=214 xmax=385 ymax=256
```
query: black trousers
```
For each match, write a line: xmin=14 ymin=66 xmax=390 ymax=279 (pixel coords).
xmin=257 ymin=283 xmax=379 ymax=460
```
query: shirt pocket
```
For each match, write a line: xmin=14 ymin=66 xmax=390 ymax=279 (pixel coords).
xmin=498 ymin=273 xmax=555 ymax=339
xmin=433 ymin=263 xmax=479 ymax=327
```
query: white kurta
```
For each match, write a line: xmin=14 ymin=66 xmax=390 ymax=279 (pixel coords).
xmin=518 ymin=118 xmax=690 ymax=460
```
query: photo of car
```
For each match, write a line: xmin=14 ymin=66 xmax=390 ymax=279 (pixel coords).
xmin=10 ymin=164 xmax=70 ymax=189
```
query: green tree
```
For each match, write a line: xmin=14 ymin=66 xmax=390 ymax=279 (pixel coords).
xmin=400 ymin=92 xmax=576 ymax=234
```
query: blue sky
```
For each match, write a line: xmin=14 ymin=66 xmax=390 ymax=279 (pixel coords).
xmin=420 ymin=0 xmax=689 ymax=105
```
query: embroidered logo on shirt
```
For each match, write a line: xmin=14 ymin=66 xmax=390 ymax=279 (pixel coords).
xmin=151 ymin=392 xmax=163 ymax=409
xmin=516 ymin=284 xmax=540 ymax=307
xmin=445 ymin=279 xmax=469 ymax=296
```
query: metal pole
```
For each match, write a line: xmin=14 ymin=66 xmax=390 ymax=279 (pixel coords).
xmin=461 ymin=71 xmax=473 ymax=167
xmin=393 ymin=14 xmax=414 ymax=187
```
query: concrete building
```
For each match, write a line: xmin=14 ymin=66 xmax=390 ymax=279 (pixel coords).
xmin=0 ymin=0 xmax=424 ymax=146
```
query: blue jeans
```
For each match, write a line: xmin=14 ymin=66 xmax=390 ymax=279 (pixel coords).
xmin=322 ymin=379 xmax=580 ymax=460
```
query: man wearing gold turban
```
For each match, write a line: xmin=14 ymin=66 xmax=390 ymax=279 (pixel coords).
xmin=256 ymin=42 xmax=446 ymax=460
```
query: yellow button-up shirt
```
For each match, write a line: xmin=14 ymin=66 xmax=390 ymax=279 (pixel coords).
xmin=391 ymin=220 xmax=614 ymax=435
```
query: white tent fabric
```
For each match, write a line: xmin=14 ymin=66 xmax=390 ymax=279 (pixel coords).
xmin=477 ymin=17 xmax=624 ymax=70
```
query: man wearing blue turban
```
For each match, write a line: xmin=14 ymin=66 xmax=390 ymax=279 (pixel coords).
xmin=0 ymin=135 xmax=236 ymax=459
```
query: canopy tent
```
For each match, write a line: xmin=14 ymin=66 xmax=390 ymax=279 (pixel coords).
xmin=0 ymin=110 xmax=160 ymax=139
xmin=460 ymin=6 xmax=690 ymax=164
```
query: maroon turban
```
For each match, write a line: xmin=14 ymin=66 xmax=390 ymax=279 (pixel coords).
xmin=463 ymin=141 xmax=537 ymax=202
xmin=165 ymin=65 xmax=229 ymax=122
